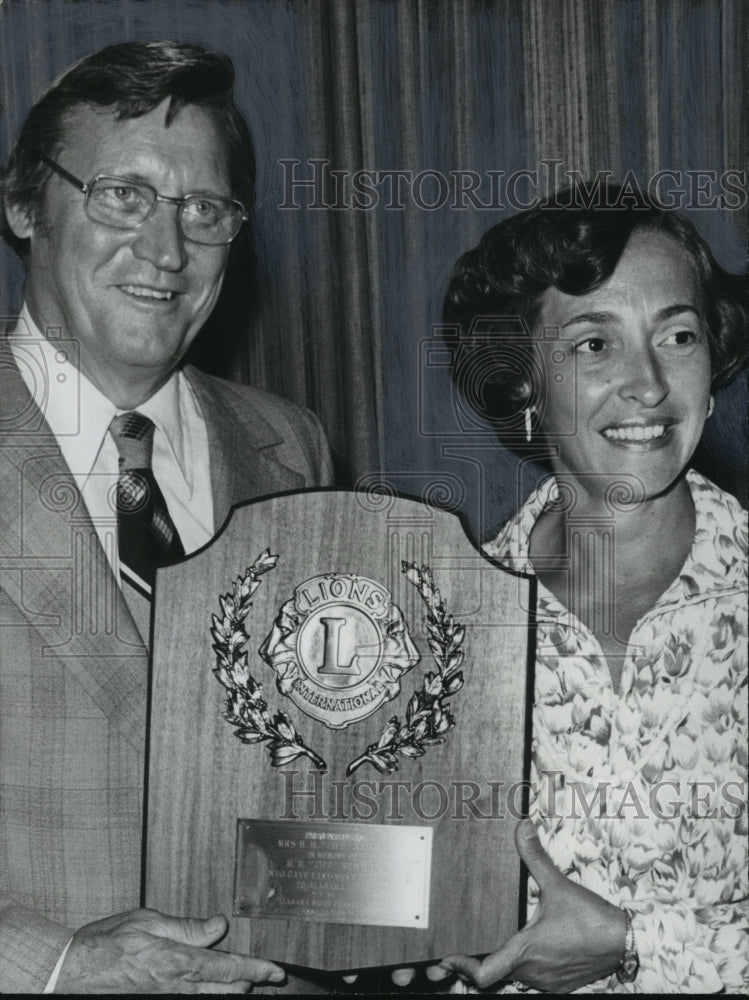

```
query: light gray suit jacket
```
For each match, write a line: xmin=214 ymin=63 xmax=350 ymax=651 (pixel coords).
xmin=0 ymin=341 xmax=333 ymax=991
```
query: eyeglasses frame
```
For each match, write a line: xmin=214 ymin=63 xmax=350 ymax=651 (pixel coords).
xmin=38 ymin=153 xmax=248 ymax=246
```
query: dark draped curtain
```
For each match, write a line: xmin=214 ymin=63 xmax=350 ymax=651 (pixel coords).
xmin=1 ymin=0 xmax=746 ymax=540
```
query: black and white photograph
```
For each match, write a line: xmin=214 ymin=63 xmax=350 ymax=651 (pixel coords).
xmin=0 ymin=0 xmax=746 ymax=994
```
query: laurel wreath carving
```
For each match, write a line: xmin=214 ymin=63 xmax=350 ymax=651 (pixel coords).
xmin=210 ymin=550 xmax=328 ymax=772
xmin=346 ymin=562 xmax=466 ymax=776
xmin=211 ymin=555 xmax=465 ymax=777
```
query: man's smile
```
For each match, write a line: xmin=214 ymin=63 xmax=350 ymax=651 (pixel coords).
xmin=117 ymin=284 xmax=179 ymax=301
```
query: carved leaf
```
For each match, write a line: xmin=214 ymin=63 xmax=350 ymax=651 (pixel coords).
xmin=377 ymin=718 xmax=399 ymax=748
xmin=269 ymin=742 xmax=308 ymax=766
xmin=235 ymin=729 xmax=267 ymax=744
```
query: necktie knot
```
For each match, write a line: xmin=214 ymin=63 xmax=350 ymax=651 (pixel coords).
xmin=110 ymin=411 xmax=155 ymax=470
xmin=109 ymin=410 xmax=183 ymax=598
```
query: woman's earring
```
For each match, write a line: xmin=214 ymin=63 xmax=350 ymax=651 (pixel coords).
xmin=524 ymin=407 xmax=533 ymax=443
xmin=707 ymin=395 xmax=715 ymax=418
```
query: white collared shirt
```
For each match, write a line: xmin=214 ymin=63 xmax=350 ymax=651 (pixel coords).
xmin=9 ymin=304 xmax=214 ymax=583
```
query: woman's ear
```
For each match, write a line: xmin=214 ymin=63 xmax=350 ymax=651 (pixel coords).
xmin=511 ymin=374 xmax=534 ymax=410
xmin=4 ymin=197 xmax=35 ymax=240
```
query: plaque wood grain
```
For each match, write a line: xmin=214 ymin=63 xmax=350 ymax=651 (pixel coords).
xmin=146 ymin=491 xmax=530 ymax=971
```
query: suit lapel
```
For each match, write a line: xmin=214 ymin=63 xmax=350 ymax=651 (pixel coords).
xmin=0 ymin=341 xmax=148 ymax=752
xmin=0 ymin=353 xmax=299 ymax=752
xmin=186 ymin=366 xmax=304 ymax=530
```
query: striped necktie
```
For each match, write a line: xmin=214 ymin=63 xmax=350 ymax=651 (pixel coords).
xmin=109 ymin=411 xmax=184 ymax=599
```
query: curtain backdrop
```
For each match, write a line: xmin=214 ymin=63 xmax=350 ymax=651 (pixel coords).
xmin=1 ymin=0 xmax=746 ymax=540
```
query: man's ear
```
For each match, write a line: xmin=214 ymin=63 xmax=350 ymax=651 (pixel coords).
xmin=4 ymin=198 xmax=35 ymax=240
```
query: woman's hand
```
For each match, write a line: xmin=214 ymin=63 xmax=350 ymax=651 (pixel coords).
xmin=429 ymin=819 xmax=627 ymax=993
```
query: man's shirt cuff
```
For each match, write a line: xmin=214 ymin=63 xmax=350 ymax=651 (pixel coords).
xmin=44 ymin=936 xmax=73 ymax=993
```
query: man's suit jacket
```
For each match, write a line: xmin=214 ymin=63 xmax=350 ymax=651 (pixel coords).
xmin=0 ymin=341 xmax=333 ymax=991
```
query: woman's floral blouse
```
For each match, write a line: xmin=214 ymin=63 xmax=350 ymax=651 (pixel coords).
xmin=483 ymin=470 xmax=747 ymax=993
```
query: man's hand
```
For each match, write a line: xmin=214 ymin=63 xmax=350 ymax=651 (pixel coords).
xmin=429 ymin=819 xmax=626 ymax=993
xmin=54 ymin=908 xmax=285 ymax=994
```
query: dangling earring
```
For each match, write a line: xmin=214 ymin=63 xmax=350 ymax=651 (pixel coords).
xmin=707 ymin=395 xmax=715 ymax=418
xmin=524 ymin=407 xmax=533 ymax=443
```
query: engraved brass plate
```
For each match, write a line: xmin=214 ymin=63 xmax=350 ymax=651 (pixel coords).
xmin=234 ymin=819 xmax=432 ymax=928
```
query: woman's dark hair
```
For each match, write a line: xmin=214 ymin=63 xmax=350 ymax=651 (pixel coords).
xmin=445 ymin=183 xmax=747 ymax=447
xmin=0 ymin=40 xmax=255 ymax=261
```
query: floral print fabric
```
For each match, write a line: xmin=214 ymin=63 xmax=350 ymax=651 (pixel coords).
xmin=484 ymin=470 xmax=748 ymax=993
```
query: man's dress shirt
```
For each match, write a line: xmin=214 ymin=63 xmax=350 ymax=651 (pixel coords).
xmin=9 ymin=305 xmax=214 ymax=573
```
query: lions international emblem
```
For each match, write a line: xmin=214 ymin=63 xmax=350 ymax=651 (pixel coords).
xmin=259 ymin=574 xmax=420 ymax=729
xmin=211 ymin=552 xmax=466 ymax=774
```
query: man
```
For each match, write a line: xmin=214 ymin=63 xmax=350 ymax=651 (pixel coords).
xmin=0 ymin=41 xmax=332 ymax=992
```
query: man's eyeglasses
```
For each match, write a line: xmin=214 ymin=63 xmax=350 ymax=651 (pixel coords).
xmin=39 ymin=154 xmax=247 ymax=246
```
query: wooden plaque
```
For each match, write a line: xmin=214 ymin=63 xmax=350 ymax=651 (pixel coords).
xmin=145 ymin=491 xmax=530 ymax=971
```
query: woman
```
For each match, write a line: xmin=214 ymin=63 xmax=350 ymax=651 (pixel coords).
xmin=429 ymin=186 xmax=747 ymax=993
